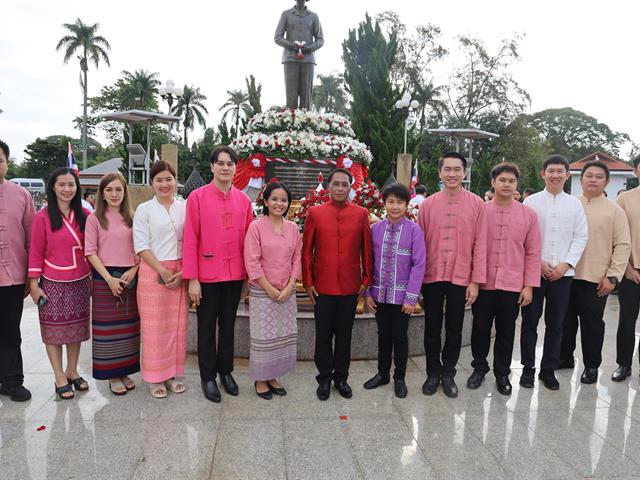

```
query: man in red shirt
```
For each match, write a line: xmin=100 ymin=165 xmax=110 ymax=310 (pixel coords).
xmin=302 ymin=168 xmax=373 ymax=400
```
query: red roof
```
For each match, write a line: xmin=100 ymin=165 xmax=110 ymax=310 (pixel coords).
xmin=569 ymin=151 xmax=634 ymax=171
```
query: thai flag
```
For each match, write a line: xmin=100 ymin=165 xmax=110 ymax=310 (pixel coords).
xmin=67 ymin=142 xmax=79 ymax=173
xmin=410 ymin=159 xmax=419 ymax=195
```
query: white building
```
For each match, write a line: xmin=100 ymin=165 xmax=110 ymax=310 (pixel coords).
xmin=569 ymin=151 xmax=635 ymax=198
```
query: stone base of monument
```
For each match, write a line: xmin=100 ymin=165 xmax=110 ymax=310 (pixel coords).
xmin=186 ymin=303 xmax=474 ymax=360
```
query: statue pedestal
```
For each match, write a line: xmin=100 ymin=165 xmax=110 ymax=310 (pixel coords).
xmin=396 ymin=153 xmax=412 ymax=188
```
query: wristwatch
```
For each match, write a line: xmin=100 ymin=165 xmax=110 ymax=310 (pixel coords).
xmin=607 ymin=276 xmax=619 ymax=285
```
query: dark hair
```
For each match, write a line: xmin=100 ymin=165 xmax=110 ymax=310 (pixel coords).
xmin=581 ymin=159 xmax=610 ymax=180
xmin=83 ymin=191 xmax=94 ymax=200
xmin=415 ymin=184 xmax=427 ymax=195
xmin=542 ymin=154 xmax=570 ymax=172
xmin=382 ymin=183 xmax=410 ymax=204
xmin=0 ymin=139 xmax=9 ymax=159
xmin=327 ymin=168 xmax=353 ymax=184
xmin=150 ymin=160 xmax=176 ymax=181
xmin=633 ymin=155 xmax=640 ymax=169
xmin=524 ymin=188 xmax=535 ymax=196
xmin=262 ymin=182 xmax=292 ymax=216
xmin=209 ymin=146 xmax=238 ymax=164
xmin=46 ymin=167 xmax=86 ymax=232
xmin=438 ymin=151 xmax=467 ymax=170
xmin=491 ymin=162 xmax=520 ymax=180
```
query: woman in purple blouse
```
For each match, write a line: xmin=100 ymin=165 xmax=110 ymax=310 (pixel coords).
xmin=364 ymin=183 xmax=426 ymax=398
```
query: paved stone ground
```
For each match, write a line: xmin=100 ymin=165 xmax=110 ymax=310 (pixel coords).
xmin=1 ymin=296 xmax=640 ymax=479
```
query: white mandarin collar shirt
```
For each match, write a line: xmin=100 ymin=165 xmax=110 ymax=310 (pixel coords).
xmin=133 ymin=196 xmax=186 ymax=261
xmin=523 ymin=189 xmax=588 ymax=276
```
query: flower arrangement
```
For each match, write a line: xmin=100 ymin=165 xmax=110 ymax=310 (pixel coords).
xmin=352 ymin=180 xmax=384 ymax=219
xmin=248 ymin=106 xmax=355 ymax=137
xmin=231 ymin=130 xmax=372 ymax=166
xmin=292 ymin=188 xmax=331 ymax=231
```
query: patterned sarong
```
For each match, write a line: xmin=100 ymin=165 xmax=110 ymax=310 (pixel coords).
xmin=39 ymin=276 xmax=91 ymax=345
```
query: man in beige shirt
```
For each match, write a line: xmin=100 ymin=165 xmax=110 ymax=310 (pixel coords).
xmin=612 ymin=154 xmax=640 ymax=382
xmin=560 ymin=160 xmax=630 ymax=384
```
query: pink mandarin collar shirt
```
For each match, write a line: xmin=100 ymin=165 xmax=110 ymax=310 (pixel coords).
xmin=0 ymin=180 xmax=35 ymax=286
xmin=244 ymin=216 xmax=302 ymax=289
xmin=28 ymin=208 xmax=91 ymax=282
xmin=84 ymin=209 xmax=138 ymax=267
xmin=182 ymin=182 xmax=254 ymax=283
xmin=417 ymin=188 xmax=487 ymax=287
xmin=480 ymin=199 xmax=542 ymax=292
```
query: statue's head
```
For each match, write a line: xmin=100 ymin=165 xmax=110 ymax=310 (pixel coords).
xmin=295 ymin=0 xmax=308 ymax=8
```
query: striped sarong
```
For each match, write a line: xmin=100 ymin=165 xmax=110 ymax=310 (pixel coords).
xmin=39 ymin=276 xmax=91 ymax=345
xmin=92 ymin=267 xmax=140 ymax=380
xmin=249 ymin=285 xmax=297 ymax=381
xmin=137 ymin=260 xmax=188 ymax=383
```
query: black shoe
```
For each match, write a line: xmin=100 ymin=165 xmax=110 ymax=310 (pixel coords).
xmin=394 ymin=379 xmax=408 ymax=398
xmin=538 ymin=370 xmax=560 ymax=390
xmin=219 ymin=374 xmax=239 ymax=396
xmin=267 ymin=382 xmax=287 ymax=396
xmin=557 ymin=359 xmax=575 ymax=370
xmin=316 ymin=383 xmax=331 ymax=401
xmin=422 ymin=376 xmax=440 ymax=396
xmin=334 ymin=381 xmax=353 ymax=399
xmin=580 ymin=368 xmax=598 ymax=384
xmin=496 ymin=375 xmax=512 ymax=395
xmin=441 ymin=376 xmax=458 ymax=398
xmin=612 ymin=365 xmax=631 ymax=382
xmin=202 ymin=380 xmax=221 ymax=403
xmin=255 ymin=382 xmax=272 ymax=400
xmin=0 ymin=384 xmax=32 ymax=402
xmin=519 ymin=369 xmax=535 ymax=389
xmin=363 ymin=374 xmax=390 ymax=390
xmin=466 ymin=370 xmax=486 ymax=390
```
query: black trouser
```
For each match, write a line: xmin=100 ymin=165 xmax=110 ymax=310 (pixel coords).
xmin=520 ymin=276 xmax=572 ymax=372
xmin=314 ymin=294 xmax=358 ymax=385
xmin=470 ymin=289 xmax=520 ymax=376
xmin=0 ymin=285 xmax=25 ymax=388
xmin=422 ymin=282 xmax=467 ymax=378
xmin=196 ymin=281 xmax=243 ymax=382
xmin=616 ymin=278 xmax=640 ymax=368
xmin=375 ymin=303 xmax=410 ymax=380
xmin=560 ymin=279 xmax=608 ymax=369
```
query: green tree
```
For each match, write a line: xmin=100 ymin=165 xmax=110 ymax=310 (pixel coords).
xmin=120 ymin=69 xmax=160 ymax=110
xmin=342 ymin=14 xmax=403 ymax=184
xmin=172 ymin=85 xmax=209 ymax=147
xmin=219 ymin=90 xmax=250 ymax=139
xmin=245 ymin=74 xmax=263 ymax=117
xmin=312 ymin=73 xmax=348 ymax=115
xmin=217 ymin=120 xmax=234 ymax=146
xmin=56 ymin=18 xmax=111 ymax=169
xmin=21 ymin=136 xmax=73 ymax=181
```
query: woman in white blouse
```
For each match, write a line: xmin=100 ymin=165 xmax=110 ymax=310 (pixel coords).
xmin=133 ymin=161 xmax=189 ymax=398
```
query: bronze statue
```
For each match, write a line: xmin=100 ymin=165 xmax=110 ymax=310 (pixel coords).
xmin=274 ymin=0 xmax=324 ymax=110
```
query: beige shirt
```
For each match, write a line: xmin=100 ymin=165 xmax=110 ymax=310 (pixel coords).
xmin=616 ymin=187 xmax=640 ymax=269
xmin=575 ymin=194 xmax=630 ymax=283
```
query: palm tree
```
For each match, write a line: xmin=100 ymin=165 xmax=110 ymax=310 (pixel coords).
xmin=56 ymin=18 xmax=111 ymax=169
xmin=172 ymin=85 xmax=208 ymax=147
xmin=121 ymin=69 xmax=160 ymax=110
xmin=219 ymin=90 xmax=251 ymax=139
xmin=312 ymin=73 xmax=348 ymax=114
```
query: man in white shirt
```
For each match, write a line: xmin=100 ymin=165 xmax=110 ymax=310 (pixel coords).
xmin=520 ymin=155 xmax=588 ymax=390
xmin=409 ymin=185 xmax=427 ymax=206
xmin=82 ymin=191 xmax=95 ymax=212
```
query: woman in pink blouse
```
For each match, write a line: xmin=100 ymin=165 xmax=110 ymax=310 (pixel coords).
xmin=244 ymin=182 xmax=301 ymax=399
xmin=85 ymin=173 xmax=140 ymax=395
xmin=28 ymin=167 xmax=91 ymax=400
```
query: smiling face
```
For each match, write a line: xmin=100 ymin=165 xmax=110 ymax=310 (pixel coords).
xmin=384 ymin=194 xmax=407 ymax=222
xmin=492 ymin=171 xmax=518 ymax=200
xmin=439 ymin=156 xmax=465 ymax=190
xmin=103 ymin=179 xmax=125 ymax=209
xmin=266 ymin=187 xmax=290 ymax=218
xmin=53 ymin=173 xmax=78 ymax=206
xmin=211 ymin=151 xmax=236 ymax=185
xmin=581 ymin=165 xmax=609 ymax=198
xmin=152 ymin=170 xmax=176 ymax=199
xmin=328 ymin=171 xmax=351 ymax=203
xmin=541 ymin=162 xmax=570 ymax=192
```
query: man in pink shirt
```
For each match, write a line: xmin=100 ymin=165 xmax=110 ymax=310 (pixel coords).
xmin=466 ymin=163 xmax=541 ymax=395
xmin=0 ymin=140 xmax=35 ymax=402
xmin=183 ymin=146 xmax=253 ymax=403
xmin=418 ymin=152 xmax=487 ymax=398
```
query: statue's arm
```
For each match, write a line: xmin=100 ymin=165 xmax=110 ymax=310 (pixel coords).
xmin=274 ymin=12 xmax=294 ymax=49
xmin=305 ymin=15 xmax=324 ymax=52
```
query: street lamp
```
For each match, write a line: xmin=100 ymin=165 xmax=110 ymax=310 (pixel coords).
xmin=395 ymin=92 xmax=419 ymax=154
xmin=158 ymin=79 xmax=184 ymax=133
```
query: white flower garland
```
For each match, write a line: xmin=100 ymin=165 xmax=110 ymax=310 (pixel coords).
xmin=248 ymin=107 xmax=356 ymax=137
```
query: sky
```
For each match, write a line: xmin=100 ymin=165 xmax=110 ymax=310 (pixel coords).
xmin=1 ymin=0 xmax=639 ymax=164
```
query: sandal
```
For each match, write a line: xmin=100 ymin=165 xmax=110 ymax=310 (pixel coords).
xmin=121 ymin=376 xmax=136 ymax=390
xmin=55 ymin=383 xmax=75 ymax=400
xmin=108 ymin=379 xmax=127 ymax=396
xmin=164 ymin=377 xmax=186 ymax=394
xmin=67 ymin=376 xmax=89 ymax=391
xmin=150 ymin=383 xmax=167 ymax=399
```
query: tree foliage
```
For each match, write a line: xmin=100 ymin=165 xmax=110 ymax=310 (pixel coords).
xmin=120 ymin=69 xmax=160 ymax=110
xmin=312 ymin=73 xmax=348 ymax=115
xmin=219 ymin=89 xmax=250 ymax=139
xmin=172 ymin=85 xmax=209 ymax=147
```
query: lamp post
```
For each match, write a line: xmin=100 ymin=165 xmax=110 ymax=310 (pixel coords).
xmin=158 ymin=79 xmax=184 ymax=134
xmin=394 ymin=92 xmax=419 ymax=154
